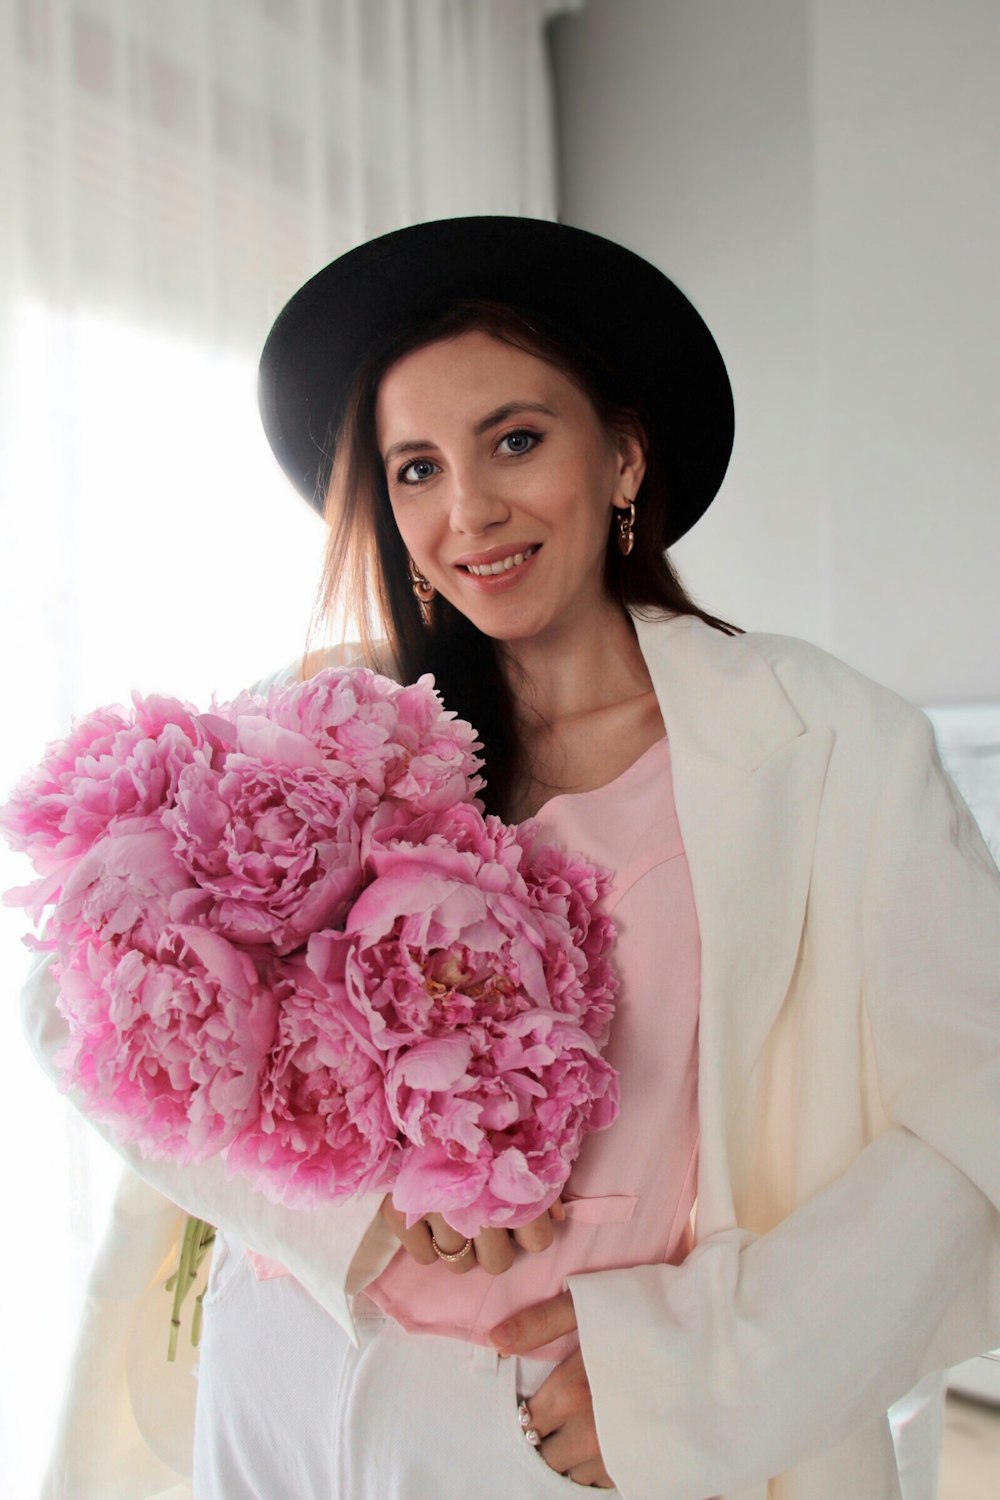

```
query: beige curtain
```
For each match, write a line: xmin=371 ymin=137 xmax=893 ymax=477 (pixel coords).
xmin=0 ymin=3 xmax=581 ymax=1493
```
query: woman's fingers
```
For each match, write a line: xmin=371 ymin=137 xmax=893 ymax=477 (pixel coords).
xmin=489 ymin=1288 xmax=578 ymax=1353
xmin=472 ymin=1203 xmax=563 ymax=1271
xmin=378 ymin=1195 xmax=437 ymax=1265
xmin=380 ymin=1202 xmax=481 ymax=1273
xmin=380 ymin=1197 xmax=566 ymax=1275
xmin=424 ymin=1214 xmax=479 ymax=1274
xmin=518 ymin=1347 xmax=616 ymax=1487
xmin=524 ymin=1347 xmax=590 ymax=1436
xmin=511 ymin=1207 xmax=558 ymax=1254
xmin=540 ymin=1417 xmax=609 ymax=1483
xmin=470 ymin=1227 xmax=517 ymax=1275
xmin=566 ymin=1457 xmax=616 ymax=1489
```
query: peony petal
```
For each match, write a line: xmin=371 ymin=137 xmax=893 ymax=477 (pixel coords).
xmin=488 ymin=1147 xmax=548 ymax=1204
xmin=391 ymin=1145 xmax=489 ymax=1227
xmin=173 ymin=925 xmax=256 ymax=1000
xmin=233 ymin=717 xmax=327 ymax=769
xmin=390 ymin=1037 xmax=472 ymax=1091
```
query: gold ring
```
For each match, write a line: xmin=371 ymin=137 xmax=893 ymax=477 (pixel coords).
xmin=430 ymin=1234 xmax=473 ymax=1263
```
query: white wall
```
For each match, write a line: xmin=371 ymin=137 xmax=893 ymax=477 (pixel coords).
xmin=550 ymin=0 xmax=1000 ymax=703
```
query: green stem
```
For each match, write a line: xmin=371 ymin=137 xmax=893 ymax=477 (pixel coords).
xmin=167 ymin=1215 xmax=215 ymax=1362
xmin=192 ymin=1287 xmax=207 ymax=1348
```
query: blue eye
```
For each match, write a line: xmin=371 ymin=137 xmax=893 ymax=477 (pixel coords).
xmin=398 ymin=458 xmax=439 ymax=486
xmin=497 ymin=429 xmax=541 ymax=456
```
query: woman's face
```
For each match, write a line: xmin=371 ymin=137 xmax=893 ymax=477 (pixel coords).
xmin=375 ymin=330 xmax=645 ymax=648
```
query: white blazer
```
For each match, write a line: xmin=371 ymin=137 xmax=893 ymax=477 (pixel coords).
xmin=22 ymin=614 xmax=1000 ymax=1500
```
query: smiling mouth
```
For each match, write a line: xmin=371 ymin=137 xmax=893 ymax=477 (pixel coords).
xmin=460 ymin=545 xmax=541 ymax=577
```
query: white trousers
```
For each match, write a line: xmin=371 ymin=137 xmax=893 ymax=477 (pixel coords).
xmin=194 ymin=1232 xmax=939 ymax=1499
xmin=193 ymin=1231 xmax=621 ymax=1499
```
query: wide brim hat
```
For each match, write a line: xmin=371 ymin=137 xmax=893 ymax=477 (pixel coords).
xmin=258 ymin=215 xmax=734 ymax=547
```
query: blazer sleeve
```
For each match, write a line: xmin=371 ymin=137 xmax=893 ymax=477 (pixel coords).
xmin=21 ymin=951 xmax=398 ymax=1343
xmin=567 ymin=710 xmax=1000 ymax=1500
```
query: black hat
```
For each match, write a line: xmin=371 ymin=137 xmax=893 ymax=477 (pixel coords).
xmin=258 ymin=216 xmax=734 ymax=547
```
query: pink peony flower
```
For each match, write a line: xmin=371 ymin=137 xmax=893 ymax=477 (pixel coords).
xmin=226 ymin=955 xmax=397 ymax=1205
xmin=366 ymin=801 xmax=532 ymax=888
xmin=521 ymin=836 xmax=618 ymax=1039
xmin=0 ymin=694 xmax=228 ymax=910
xmin=55 ymin=924 xmax=276 ymax=1162
xmin=51 ymin=815 xmax=193 ymax=957
xmin=1 ymin=665 xmax=620 ymax=1231
xmin=356 ymin=805 xmax=617 ymax=1043
xmin=226 ymin=668 xmax=484 ymax=812
xmin=384 ymin=676 xmax=485 ymax=811
xmin=334 ymin=868 xmax=549 ymax=1053
xmin=313 ymin=801 xmax=621 ymax=1231
xmin=386 ymin=1010 xmax=620 ymax=1237
xmin=164 ymin=754 xmax=365 ymax=954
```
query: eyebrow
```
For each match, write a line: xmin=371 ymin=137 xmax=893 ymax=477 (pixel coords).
xmin=382 ymin=401 xmax=557 ymax=466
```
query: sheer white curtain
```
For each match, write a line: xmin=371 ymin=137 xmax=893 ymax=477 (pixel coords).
xmin=0 ymin=2 xmax=579 ymax=1493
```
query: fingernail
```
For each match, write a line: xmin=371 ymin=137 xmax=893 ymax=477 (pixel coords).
xmin=550 ymin=1200 xmax=566 ymax=1223
xmin=490 ymin=1321 xmax=515 ymax=1348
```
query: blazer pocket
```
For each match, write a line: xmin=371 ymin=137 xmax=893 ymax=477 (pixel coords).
xmin=560 ymin=1193 xmax=638 ymax=1226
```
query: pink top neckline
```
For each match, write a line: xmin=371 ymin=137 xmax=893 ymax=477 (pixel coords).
xmin=533 ymin=733 xmax=668 ymax=818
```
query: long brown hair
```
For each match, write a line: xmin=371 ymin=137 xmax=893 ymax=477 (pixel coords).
xmin=312 ymin=300 xmax=739 ymax=816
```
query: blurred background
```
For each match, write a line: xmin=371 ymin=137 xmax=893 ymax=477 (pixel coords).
xmin=0 ymin=2 xmax=997 ymax=1495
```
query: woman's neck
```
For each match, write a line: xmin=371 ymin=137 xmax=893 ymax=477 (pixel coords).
xmin=502 ymin=599 xmax=652 ymax=728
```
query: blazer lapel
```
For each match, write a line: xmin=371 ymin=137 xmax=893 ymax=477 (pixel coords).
xmin=634 ymin=614 xmax=833 ymax=1230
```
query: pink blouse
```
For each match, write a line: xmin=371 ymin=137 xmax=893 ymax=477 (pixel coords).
xmin=361 ymin=735 xmax=701 ymax=1360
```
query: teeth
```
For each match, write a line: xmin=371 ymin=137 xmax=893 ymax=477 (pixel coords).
xmin=467 ymin=546 xmax=537 ymax=577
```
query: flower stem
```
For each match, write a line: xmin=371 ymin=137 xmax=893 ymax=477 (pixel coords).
xmin=167 ymin=1215 xmax=216 ymax=1362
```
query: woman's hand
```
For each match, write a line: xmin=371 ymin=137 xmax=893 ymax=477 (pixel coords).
xmin=379 ymin=1195 xmax=564 ymax=1276
xmin=489 ymin=1290 xmax=615 ymax=1489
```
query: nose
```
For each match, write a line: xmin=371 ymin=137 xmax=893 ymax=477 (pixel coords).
xmin=447 ymin=468 xmax=509 ymax=536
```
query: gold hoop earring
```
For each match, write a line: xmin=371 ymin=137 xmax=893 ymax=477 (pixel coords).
xmin=616 ymin=500 xmax=636 ymax=557
xmin=408 ymin=557 xmax=436 ymax=624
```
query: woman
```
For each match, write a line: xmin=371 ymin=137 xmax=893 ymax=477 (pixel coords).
xmin=23 ymin=217 xmax=1000 ymax=1500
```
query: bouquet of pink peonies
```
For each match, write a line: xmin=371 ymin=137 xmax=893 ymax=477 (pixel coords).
xmin=2 ymin=668 xmax=620 ymax=1238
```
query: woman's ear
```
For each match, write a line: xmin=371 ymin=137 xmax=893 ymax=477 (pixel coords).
xmin=614 ymin=419 xmax=647 ymax=504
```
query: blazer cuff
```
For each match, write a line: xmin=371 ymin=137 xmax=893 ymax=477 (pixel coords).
xmin=568 ymin=1129 xmax=999 ymax=1500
